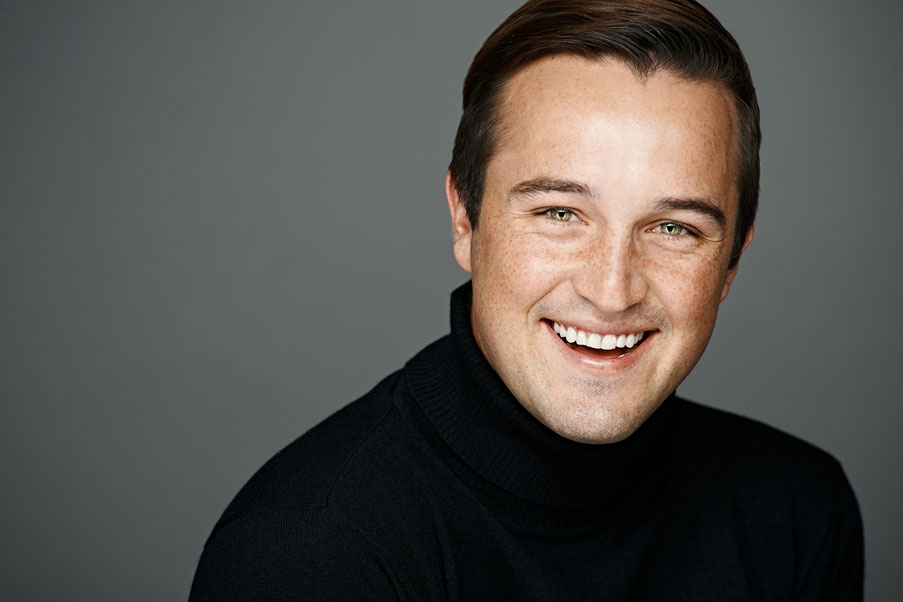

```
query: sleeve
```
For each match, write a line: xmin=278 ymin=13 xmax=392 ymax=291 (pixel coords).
xmin=189 ymin=506 xmax=403 ymax=602
xmin=794 ymin=461 xmax=864 ymax=602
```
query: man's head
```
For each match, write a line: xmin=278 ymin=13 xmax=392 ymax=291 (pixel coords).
xmin=449 ymin=0 xmax=759 ymax=270
xmin=446 ymin=0 xmax=759 ymax=444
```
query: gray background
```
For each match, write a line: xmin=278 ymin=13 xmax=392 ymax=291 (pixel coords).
xmin=1 ymin=0 xmax=900 ymax=600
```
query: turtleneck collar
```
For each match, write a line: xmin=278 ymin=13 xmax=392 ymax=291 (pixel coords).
xmin=404 ymin=281 xmax=677 ymax=526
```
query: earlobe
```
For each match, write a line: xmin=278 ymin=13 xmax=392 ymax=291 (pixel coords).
xmin=720 ymin=224 xmax=754 ymax=302
xmin=446 ymin=171 xmax=474 ymax=274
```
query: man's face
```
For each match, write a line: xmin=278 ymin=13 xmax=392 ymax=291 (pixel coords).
xmin=447 ymin=56 xmax=751 ymax=444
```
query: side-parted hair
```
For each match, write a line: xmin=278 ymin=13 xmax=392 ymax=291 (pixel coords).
xmin=449 ymin=0 xmax=760 ymax=268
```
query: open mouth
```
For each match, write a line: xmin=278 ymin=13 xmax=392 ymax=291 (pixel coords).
xmin=547 ymin=320 xmax=653 ymax=360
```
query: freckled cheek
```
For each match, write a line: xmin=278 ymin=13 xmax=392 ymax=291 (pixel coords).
xmin=477 ymin=233 xmax=565 ymax=304
xmin=649 ymin=260 xmax=725 ymax=324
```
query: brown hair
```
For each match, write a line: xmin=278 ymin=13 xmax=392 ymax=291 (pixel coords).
xmin=448 ymin=0 xmax=760 ymax=267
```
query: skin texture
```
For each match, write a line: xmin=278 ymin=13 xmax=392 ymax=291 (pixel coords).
xmin=447 ymin=56 xmax=753 ymax=444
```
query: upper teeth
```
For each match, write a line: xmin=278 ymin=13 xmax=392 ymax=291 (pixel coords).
xmin=552 ymin=322 xmax=645 ymax=350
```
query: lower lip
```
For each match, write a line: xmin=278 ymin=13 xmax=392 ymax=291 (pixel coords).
xmin=545 ymin=321 xmax=654 ymax=373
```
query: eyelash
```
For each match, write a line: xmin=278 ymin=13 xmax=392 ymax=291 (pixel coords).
xmin=541 ymin=208 xmax=581 ymax=222
xmin=651 ymin=222 xmax=698 ymax=238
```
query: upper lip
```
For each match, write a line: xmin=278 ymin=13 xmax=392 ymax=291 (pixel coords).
xmin=545 ymin=318 xmax=655 ymax=336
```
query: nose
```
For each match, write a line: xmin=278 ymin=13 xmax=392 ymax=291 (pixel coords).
xmin=571 ymin=230 xmax=648 ymax=314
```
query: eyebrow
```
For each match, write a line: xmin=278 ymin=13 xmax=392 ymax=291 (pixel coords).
xmin=508 ymin=178 xmax=728 ymax=228
xmin=653 ymin=197 xmax=727 ymax=228
xmin=508 ymin=177 xmax=594 ymax=199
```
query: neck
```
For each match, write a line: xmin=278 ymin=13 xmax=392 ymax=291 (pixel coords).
xmin=402 ymin=281 xmax=678 ymax=532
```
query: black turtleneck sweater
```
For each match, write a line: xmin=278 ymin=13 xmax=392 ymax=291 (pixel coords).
xmin=190 ymin=284 xmax=863 ymax=601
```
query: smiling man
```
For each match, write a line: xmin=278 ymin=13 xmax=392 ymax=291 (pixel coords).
xmin=451 ymin=55 xmax=746 ymax=445
xmin=191 ymin=1 xmax=863 ymax=600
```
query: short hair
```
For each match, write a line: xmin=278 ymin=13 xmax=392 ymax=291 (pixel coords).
xmin=449 ymin=0 xmax=760 ymax=268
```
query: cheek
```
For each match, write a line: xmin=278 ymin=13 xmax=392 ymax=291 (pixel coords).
xmin=473 ymin=229 xmax=565 ymax=302
xmin=641 ymin=244 xmax=724 ymax=312
xmin=649 ymin=256 xmax=726 ymax=326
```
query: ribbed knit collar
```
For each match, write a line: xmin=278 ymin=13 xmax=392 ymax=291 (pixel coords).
xmin=404 ymin=281 xmax=677 ymax=527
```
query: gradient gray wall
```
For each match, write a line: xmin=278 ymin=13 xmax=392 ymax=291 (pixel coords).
xmin=1 ymin=1 xmax=899 ymax=600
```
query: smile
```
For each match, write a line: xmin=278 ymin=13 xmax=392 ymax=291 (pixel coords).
xmin=552 ymin=322 xmax=646 ymax=350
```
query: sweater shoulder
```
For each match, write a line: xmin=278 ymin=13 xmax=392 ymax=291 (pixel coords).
xmin=191 ymin=505 xmax=403 ymax=601
xmin=675 ymin=398 xmax=835 ymax=456
xmin=211 ymin=370 xmax=406 ymax=534
xmin=670 ymin=398 xmax=863 ymax=598
xmin=672 ymin=397 xmax=848 ymax=495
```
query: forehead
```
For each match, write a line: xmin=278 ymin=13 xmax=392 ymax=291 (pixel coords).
xmin=490 ymin=55 xmax=739 ymax=209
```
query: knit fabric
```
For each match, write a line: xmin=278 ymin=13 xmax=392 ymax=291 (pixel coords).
xmin=190 ymin=282 xmax=863 ymax=601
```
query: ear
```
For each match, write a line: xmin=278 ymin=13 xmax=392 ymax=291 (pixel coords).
xmin=720 ymin=224 xmax=754 ymax=302
xmin=446 ymin=171 xmax=474 ymax=274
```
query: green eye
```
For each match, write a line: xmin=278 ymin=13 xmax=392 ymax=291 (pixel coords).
xmin=657 ymin=222 xmax=687 ymax=236
xmin=547 ymin=208 xmax=578 ymax=222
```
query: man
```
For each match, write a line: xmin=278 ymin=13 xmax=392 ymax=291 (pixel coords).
xmin=190 ymin=0 xmax=863 ymax=599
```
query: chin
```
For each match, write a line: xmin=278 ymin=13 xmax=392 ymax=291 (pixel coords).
xmin=531 ymin=396 xmax=658 ymax=444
